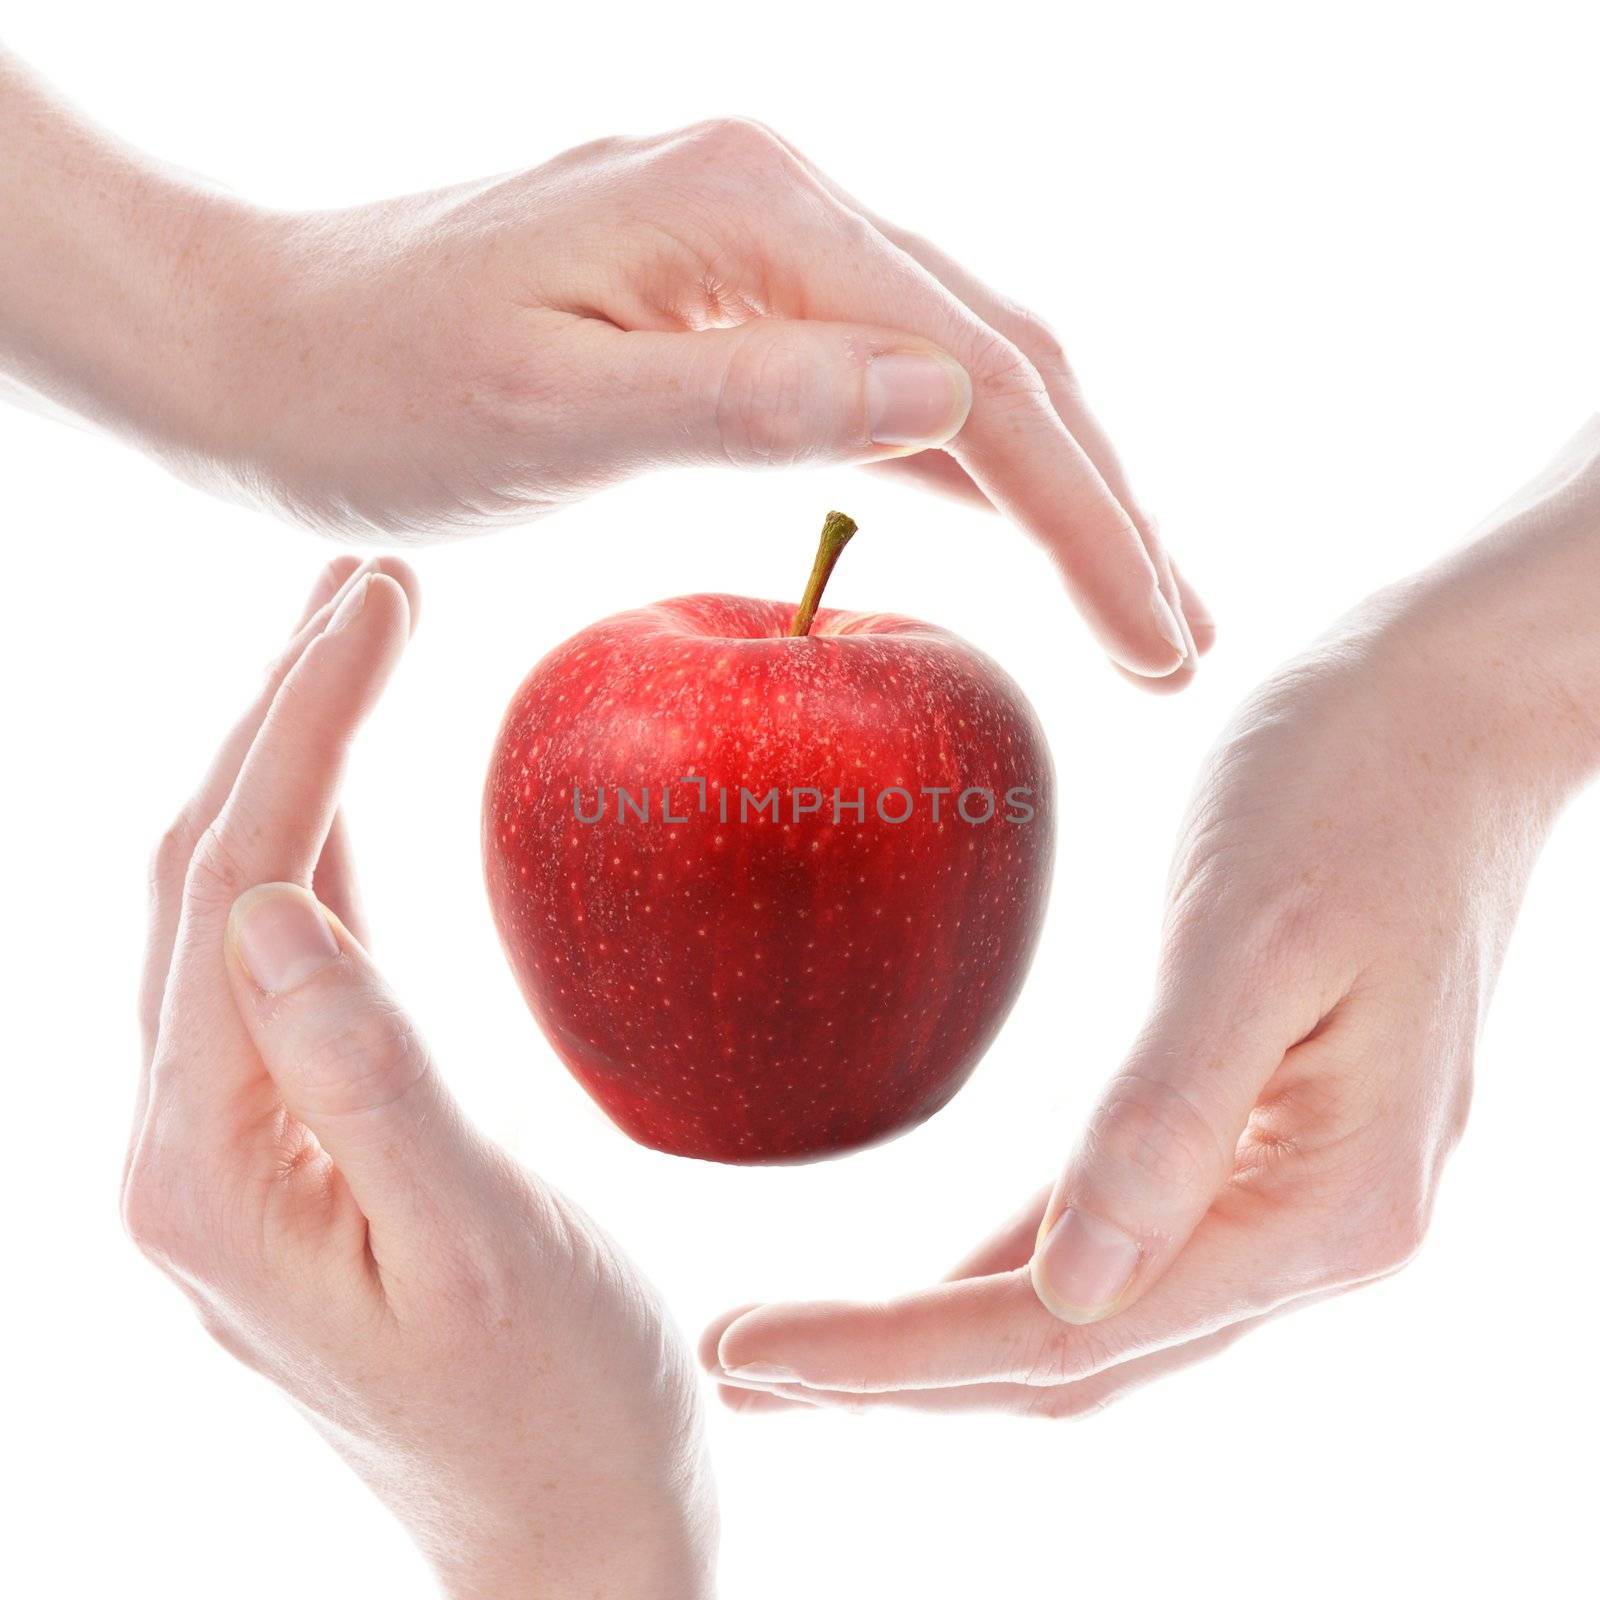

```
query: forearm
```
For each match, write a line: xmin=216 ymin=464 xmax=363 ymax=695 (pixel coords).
xmin=1372 ymin=417 xmax=1600 ymax=809
xmin=0 ymin=49 xmax=249 ymax=456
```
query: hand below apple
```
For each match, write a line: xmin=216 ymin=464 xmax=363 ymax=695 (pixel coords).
xmin=122 ymin=558 xmax=716 ymax=1599
xmin=703 ymin=419 xmax=1600 ymax=1416
xmin=0 ymin=48 xmax=1204 ymax=685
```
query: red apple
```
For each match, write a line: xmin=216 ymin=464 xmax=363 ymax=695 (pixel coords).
xmin=483 ymin=513 xmax=1054 ymax=1162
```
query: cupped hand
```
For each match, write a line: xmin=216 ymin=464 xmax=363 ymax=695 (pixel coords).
xmin=123 ymin=558 xmax=715 ymax=1598
xmin=702 ymin=430 xmax=1600 ymax=1416
xmin=171 ymin=119 xmax=1203 ymax=683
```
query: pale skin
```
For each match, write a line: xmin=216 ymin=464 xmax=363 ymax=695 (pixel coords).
xmin=123 ymin=558 xmax=716 ymax=1599
xmin=0 ymin=45 xmax=1207 ymax=686
xmin=121 ymin=462 xmax=1600 ymax=1580
xmin=19 ymin=15 xmax=1594 ymax=1563
xmin=705 ymin=419 xmax=1600 ymax=1417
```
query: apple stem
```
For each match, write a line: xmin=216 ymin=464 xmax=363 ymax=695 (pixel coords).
xmin=788 ymin=511 xmax=859 ymax=638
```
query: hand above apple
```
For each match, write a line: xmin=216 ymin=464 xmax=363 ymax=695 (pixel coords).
xmin=1 ymin=47 xmax=1208 ymax=686
xmin=701 ymin=420 xmax=1600 ymax=1417
xmin=483 ymin=513 xmax=1055 ymax=1161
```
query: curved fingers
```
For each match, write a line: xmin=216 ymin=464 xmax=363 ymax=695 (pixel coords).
xmin=742 ymin=124 xmax=1200 ymax=680
xmin=693 ymin=126 xmax=1183 ymax=677
xmin=853 ymin=220 xmax=1202 ymax=680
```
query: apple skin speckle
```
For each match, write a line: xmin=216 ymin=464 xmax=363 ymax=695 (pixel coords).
xmin=483 ymin=593 xmax=1054 ymax=1164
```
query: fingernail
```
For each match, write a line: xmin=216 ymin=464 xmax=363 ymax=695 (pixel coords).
xmin=1151 ymin=591 xmax=1188 ymax=659
xmin=325 ymin=572 xmax=374 ymax=636
xmin=231 ymin=885 xmax=340 ymax=994
xmin=1031 ymin=1208 xmax=1140 ymax=1324
xmin=722 ymin=1361 xmax=801 ymax=1386
xmin=867 ymin=352 xmax=971 ymax=448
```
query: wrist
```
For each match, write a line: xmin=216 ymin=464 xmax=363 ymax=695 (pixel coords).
xmin=1364 ymin=422 xmax=1600 ymax=810
xmin=0 ymin=56 xmax=269 ymax=470
xmin=34 ymin=168 xmax=268 ymax=467
xmin=424 ymin=1476 xmax=718 ymax=1600
xmin=434 ymin=1536 xmax=716 ymax=1600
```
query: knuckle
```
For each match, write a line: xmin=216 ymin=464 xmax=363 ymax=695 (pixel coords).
xmin=149 ymin=813 xmax=199 ymax=905
xmin=888 ymin=224 xmax=938 ymax=262
xmin=298 ymin=1002 xmax=428 ymax=1123
xmin=1026 ymin=1384 xmax=1114 ymax=1422
xmin=119 ymin=1178 xmax=159 ymax=1256
xmin=123 ymin=1174 xmax=260 ymax=1362
xmin=1083 ymin=1070 xmax=1226 ymax=1204
xmin=183 ymin=819 xmax=255 ymax=912
xmin=192 ymin=1306 xmax=262 ymax=1370
xmin=1018 ymin=1321 xmax=1116 ymax=1388
xmin=1008 ymin=306 xmax=1072 ymax=376
xmin=714 ymin=335 xmax=825 ymax=468
xmin=121 ymin=1161 xmax=197 ymax=1272
xmin=688 ymin=116 xmax=790 ymax=172
xmin=1304 ymin=1150 xmax=1435 ymax=1287
xmin=545 ymin=131 xmax=632 ymax=172
xmin=1349 ymin=1193 xmax=1430 ymax=1279
xmin=965 ymin=333 xmax=1048 ymax=409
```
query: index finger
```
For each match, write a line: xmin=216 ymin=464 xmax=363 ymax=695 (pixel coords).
xmin=749 ymin=129 xmax=1190 ymax=678
xmin=767 ymin=190 xmax=1185 ymax=677
xmin=184 ymin=572 xmax=413 ymax=915
xmin=145 ymin=571 xmax=414 ymax=1148
xmin=139 ymin=556 xmax=420 ymax=1066
xmin=948 ymin=374 xmax=1189 ymax=677
xmin=712 ymin=1198 xmax=1318 ymax=1394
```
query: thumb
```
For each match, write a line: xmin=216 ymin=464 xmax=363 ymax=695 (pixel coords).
xmin=1030 ymin=968 xmax=1310 ymax=1325
xmin=595 ymin=320 xmax=973 ymax=469
xmin=223 ymin=882 xmax=468 ymax=1221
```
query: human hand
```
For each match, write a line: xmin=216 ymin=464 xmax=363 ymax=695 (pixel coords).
xmin=122 ymin=557 xmax=715 ymax=1597
xmin=701 ymin=421 xmax=1600 ymax=1417
xmin=0 ymin=50 xmax=1203 ymax=683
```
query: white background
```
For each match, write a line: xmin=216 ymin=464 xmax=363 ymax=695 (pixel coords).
xmin=4 ymin=2 xmax=1597 ymax=1595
